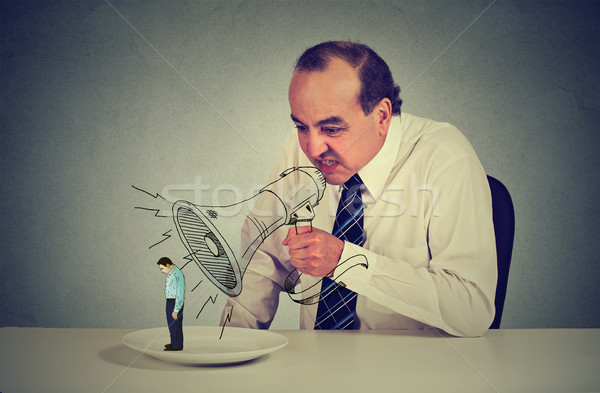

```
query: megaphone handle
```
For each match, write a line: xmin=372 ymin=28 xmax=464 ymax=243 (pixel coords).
xmin=294 ymin=220 xmax=313 ymax=235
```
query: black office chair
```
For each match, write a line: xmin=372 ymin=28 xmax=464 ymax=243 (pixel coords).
xmin=487 ymin=175 xmax=515 ymax=329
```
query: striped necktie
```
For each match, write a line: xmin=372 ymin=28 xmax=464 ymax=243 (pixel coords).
xmin=314 ymin=174 xmax=365 ymax=330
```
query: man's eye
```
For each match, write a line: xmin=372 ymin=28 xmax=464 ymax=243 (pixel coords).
xmin=322 ymin=127 xmax=343 ymax=135
xmin=295 ymin=125 xmax=308 ymax=132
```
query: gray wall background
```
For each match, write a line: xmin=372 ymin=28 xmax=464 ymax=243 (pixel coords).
xmin=1 ymin=0 xmax=598 ymax=330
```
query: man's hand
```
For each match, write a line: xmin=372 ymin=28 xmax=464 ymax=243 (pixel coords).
xmin=172 ymin=312 xmax=178 ymax=320
xmin=282 ymin=226 xmax=344 ymax=277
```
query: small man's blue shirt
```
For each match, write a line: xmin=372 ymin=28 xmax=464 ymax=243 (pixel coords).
xmin=165 ymin=265 xmax=185 ymax=313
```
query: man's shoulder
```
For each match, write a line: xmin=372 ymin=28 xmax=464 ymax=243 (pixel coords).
xmin=173 ymin=265 xmax=185 ymax=277
xmin=401 ymin=113 xmax=478 ymax=159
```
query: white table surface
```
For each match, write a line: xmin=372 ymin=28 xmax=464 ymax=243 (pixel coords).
xmin=1 ymin=327 xmax=599 ymax=393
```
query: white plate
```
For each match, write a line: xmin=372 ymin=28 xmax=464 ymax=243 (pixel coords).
xmin=122 ymin=326 xmax=289 ymax=365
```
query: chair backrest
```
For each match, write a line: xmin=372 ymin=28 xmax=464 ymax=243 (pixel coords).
xmin=487 ymin=175 xmax=515 ymax=329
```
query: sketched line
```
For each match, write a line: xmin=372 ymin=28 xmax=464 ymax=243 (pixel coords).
xmin=220 ymin=306 xmax=233 ymax=340
xmin=196 ymin=294 xmax=219 ymax=319
xmin=149 ymin=229 xmax=172 ymax=249
xmin=182 ymin=252 xmax=196 ymax=267
xmin=404 ymin=0 xmax=497 ymax=92
xmin=103 ymin=0 xmax=260 ymax=154
xmin=132 ymin=185 xmax=171 ymax=219
xmin=285 ymin=255 xmax=368 ymax=305
xmin=131 ymin=184 xmax=167 ymax=201
xmin=102 ymin=283 xmax=213 ymax=392
xmin=133 ymin=206 xmax=169 ymax=218
xmin=180 ymin=258 xmax=194 ymax=270
xmin=191 ymin=280 xmax=203 ymax=292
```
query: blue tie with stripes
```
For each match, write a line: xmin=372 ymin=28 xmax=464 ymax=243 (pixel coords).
xmin=314 ymin=174 xmax=365 ymax=330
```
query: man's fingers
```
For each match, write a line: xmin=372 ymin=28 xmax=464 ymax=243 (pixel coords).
xmin=294 ymin=225 xmax=314 ymax=235
xmin=282 ymin=225 xmax=313 ymax=247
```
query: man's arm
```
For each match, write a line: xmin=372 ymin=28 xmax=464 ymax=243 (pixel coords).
xmin=173 ymin=269 xmax=185 ymax=319
xmin=284 ymin=156 xmax=497 ymax=337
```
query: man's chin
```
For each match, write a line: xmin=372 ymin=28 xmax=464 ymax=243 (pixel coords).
xmin=322 ymin=172 xmax=351 ymax=186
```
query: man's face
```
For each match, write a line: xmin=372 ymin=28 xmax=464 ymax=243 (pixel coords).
xmin=159 ymin=264 xmax=172 ymax=275
xmin=288 ymin=58 xmax=388 ymax=185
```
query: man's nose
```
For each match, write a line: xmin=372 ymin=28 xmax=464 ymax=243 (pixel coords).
xmin=306 ymin=130 xmax=328 ymax=158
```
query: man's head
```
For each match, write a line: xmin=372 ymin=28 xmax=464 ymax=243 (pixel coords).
xmin=157 ymin=257 xmax=174 ymax=275
xmin=289 ymin=41 xmax=401 ymax=185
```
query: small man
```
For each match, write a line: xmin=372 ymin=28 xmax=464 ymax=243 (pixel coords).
xmin=157 ymin=257 xmax=185 ymax=351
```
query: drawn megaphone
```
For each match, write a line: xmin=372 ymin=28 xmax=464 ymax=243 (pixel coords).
xmin=172 ymin=166 xmax=326 ymax=297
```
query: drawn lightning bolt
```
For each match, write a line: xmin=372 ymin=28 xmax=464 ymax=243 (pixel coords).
xmin=149 ymin=229 xmax=172 ymax=249
xmin=196 ymin=294 xmax=219 ymax=319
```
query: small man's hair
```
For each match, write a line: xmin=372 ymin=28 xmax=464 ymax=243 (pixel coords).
xmin=157 ymin=257 xmax=173 ymax=266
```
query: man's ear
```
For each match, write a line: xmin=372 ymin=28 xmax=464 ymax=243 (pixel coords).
xmin=373 ymin=98 xmax=392 ymax=137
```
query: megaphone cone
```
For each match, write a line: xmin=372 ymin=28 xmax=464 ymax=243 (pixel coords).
xmin=172 ymin=166 xmax=326 ymax=297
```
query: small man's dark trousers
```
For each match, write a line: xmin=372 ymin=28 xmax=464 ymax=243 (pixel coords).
xmin=166 ymin=299 xmax=184 ymax=349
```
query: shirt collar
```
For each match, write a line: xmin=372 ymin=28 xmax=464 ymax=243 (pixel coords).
xmin=355 ymin=115 xmax=402 ymax=202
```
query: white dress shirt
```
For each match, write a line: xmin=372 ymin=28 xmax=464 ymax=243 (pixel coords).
xmin=222 ymin=113 xmax=497 ymax=337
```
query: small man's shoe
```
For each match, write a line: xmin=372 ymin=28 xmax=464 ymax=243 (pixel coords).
xmin=164 ymin=347 xmax=183 ymax=351
xmin=164 ymin=344 xmax=172 ymax=349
